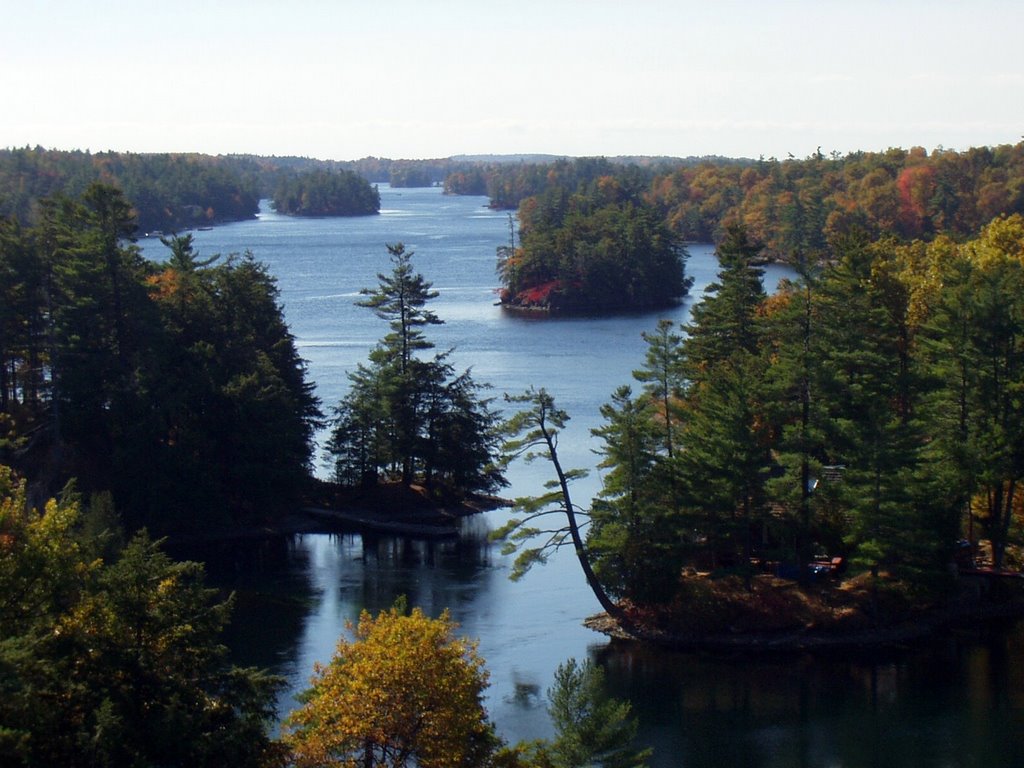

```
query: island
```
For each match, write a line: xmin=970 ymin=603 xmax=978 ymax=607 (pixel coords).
xmin=497 ymin=176 xmax=692 ymax=313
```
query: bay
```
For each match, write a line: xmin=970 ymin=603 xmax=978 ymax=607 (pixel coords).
xmin=146 ymin=186 xmax=1024 ymax=767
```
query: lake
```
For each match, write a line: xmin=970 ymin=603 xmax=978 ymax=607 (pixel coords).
xmin=145 ymin=186 xmax=1024 ymax=767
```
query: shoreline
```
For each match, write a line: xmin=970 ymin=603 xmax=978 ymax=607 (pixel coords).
xmin=583 ymin=590 xmax=1024 ymax=654
xmin=165 ymin=484 xmax=510 ymax=546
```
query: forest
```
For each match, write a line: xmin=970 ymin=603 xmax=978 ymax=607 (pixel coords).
xmin=0 ymin=147 xmax=263 ymax=233
xmin=496 ymin=215 xmax=1024 ymax=640
xmin=3 ymin=142 xmax=1024 ymax=765
xmin=497 ymin=172 xmax=691 ymax=312
xmin=0 ymin=184 xmax=321 ymax=534
xmin=270 ymin=168 xmax=380 ymax=216
xmin=4 ymin=146 xmax=1024 ymax=607
xmin=0 ymin=148 xmax=382 ymax=231
xmin=447 ymin=144 xmax=1024 ymax=260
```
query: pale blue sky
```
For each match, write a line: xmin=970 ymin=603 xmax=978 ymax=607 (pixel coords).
xmin=3 ymin=0 xmax=1021 ymax=160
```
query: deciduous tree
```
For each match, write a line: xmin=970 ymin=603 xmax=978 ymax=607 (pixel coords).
xmin=284 ymin=604 xmax=498 ymax=768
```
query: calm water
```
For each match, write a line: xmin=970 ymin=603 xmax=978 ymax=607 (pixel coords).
xmin=147 ymin=187 xmax=1024 ymax=767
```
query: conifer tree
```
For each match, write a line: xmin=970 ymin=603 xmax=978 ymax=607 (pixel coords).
xmin=674 ymin=225 xmax=771 ymax=580
xmin=814 ymin=237 xmax=941 ymax=586
xmin=359 ymin=243 xmax=441 ymax=376
xmin=921 ymin=218 xmax=1024 ymax=568
xmin=632 ymin=319 xmax=686 ymax=460
xmin=761 ymin=263 xmax=834 ymax=579
xmin=330 ymin=244 xmax=503 ymax=497
xmin=494 ymin=388 xmax=628 ymax=626
xmin=682 ymin=224 xmax=766 ymax=380
xmin=587 ymin=386 xmax=672 ymax=602
xmin=547 ymin=658 xmax=650 ymax=768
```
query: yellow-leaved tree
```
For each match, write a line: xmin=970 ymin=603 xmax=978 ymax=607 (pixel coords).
xmin=284 ymin=604 xmax=499 ymax=768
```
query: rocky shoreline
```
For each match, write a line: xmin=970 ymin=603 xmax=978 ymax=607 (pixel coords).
xmin=583 ymin=587 xmax=1024 ymax=654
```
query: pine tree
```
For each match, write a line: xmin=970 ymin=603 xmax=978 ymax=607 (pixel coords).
xmin=677 ymin=356 xmax=770 ymax=581
xmin=359 ymin=243 xmax=441 ymax=376
xmin=761 ymin=263 xmax=834 ymax=580
xmin=814 ymin=237 xmax=943 ymax=588
xmin=632 ymin=319 xmax=686 ymax=460
xmin=674 ymin=224 xmax=771 ymax=581
xmin=682 ymin=224 xmax=766 ymax=380
xmin=588 ymin=386 xmax=675 ymax=602
xmin=547 ymin=658 xmax=650 ymax=768
xmin=330 ymin=245 xmax=503 ymax=497
xmin=494 ymin=388 xmax=627 ymax=627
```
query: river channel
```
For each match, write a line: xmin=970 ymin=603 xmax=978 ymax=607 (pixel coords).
xmin=145 ymin=186 xmax=1024 ymax=767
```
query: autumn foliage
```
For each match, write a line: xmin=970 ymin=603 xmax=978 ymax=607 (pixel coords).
xmin=284 ymin=605 xmax=498 ymax=768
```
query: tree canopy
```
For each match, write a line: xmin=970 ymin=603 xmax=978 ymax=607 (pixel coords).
xmin=0 ymin=467 xmax=284 ymax=767
xmin=0 ymin=147 xmax=262 ymax=233
xmin=284 ymin=604 xmax=497 ymax=768
xmin=498 ymin=174 xmax=691 ymax=313
xmin=0 ymin=185 xmax=321 ymax=533
xmin=497 ymin=216 xmax=1024 ymax=636
xmin=328 ymin=244 xmax=504 ymax=498
xmin=446 ymin=144 xmax=1024 ymax=265
xmin=272 ymin=169 xmax=380 ymax=216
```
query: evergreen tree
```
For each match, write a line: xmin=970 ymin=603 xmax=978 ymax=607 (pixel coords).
xmin=677 ymin=357 xmax=770 ymax=580
xmin=682 ymin=224 xmax=766 ymax=379
xmin=360 ymin=243 xmax=442 ymax=377
xmin=921 ymin=218 xmax=1024 ymax=568
xmin=761 ymin=264 xmax=835 ymax=579
xmin=814 ymin=237 xmax=946 ymax=587
xmin=547 ymin=658 xmax=650 ymax=768
xmin=329 ymin=245 xmax=504 ymax=498
xmin=674 ymin=225 xmax=771 ymax=579
xmin=587 ymin=386 xmax=675 ymax=602
xmin=632 ymin=319 xmax=686 ymax=460
xmin=494 ymin=389 xmax=629 ymax=628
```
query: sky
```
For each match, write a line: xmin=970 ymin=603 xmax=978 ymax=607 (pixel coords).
xmin=3 ymin=0 xmax=1022 ymax=162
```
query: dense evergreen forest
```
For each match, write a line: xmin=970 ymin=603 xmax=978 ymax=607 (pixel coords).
xmin=0 ymin=148 xmax=382 ymax=231
xmin=270 ymin=169 xmax=380 ymax=216
xmin=497 ymin=174 xmax=692 ymax=312
xmin=497 ymin=214 xmax=1024 ymax=639
xmin=0 ymin=184 xmax=321 ymax=534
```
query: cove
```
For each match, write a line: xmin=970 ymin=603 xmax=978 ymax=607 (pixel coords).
xmin=149 ymin=186 xmax=1024 ymax=767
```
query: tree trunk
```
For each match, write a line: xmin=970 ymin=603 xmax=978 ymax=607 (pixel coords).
xmin=538 ymin=416 xmax=634 ymax=632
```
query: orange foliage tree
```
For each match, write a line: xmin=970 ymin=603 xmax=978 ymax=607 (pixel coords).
xmin=284 ymin=604 xmax=498 ymax=768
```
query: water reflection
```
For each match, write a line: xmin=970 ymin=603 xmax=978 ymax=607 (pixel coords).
xmin=200 ymin=530 xmax=1024 ymax=766
xmin=595 ymin=629 xmax=1024 ymax=768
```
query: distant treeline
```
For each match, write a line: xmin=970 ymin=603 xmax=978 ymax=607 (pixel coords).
xmin=230 ymin=154 xmax=483 ymax=188
xmin=271 ymin=169 xmax=380 ymax=216
xmin=0 ymin=148 xmax=386 ymax=230
xmin=445 ymin=145 xmax=1024 ymax=259
xmin=7 ymin=144 xmax=1024 ymax=259
xmin=0 ymin=147 xmax=263 ymax=234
